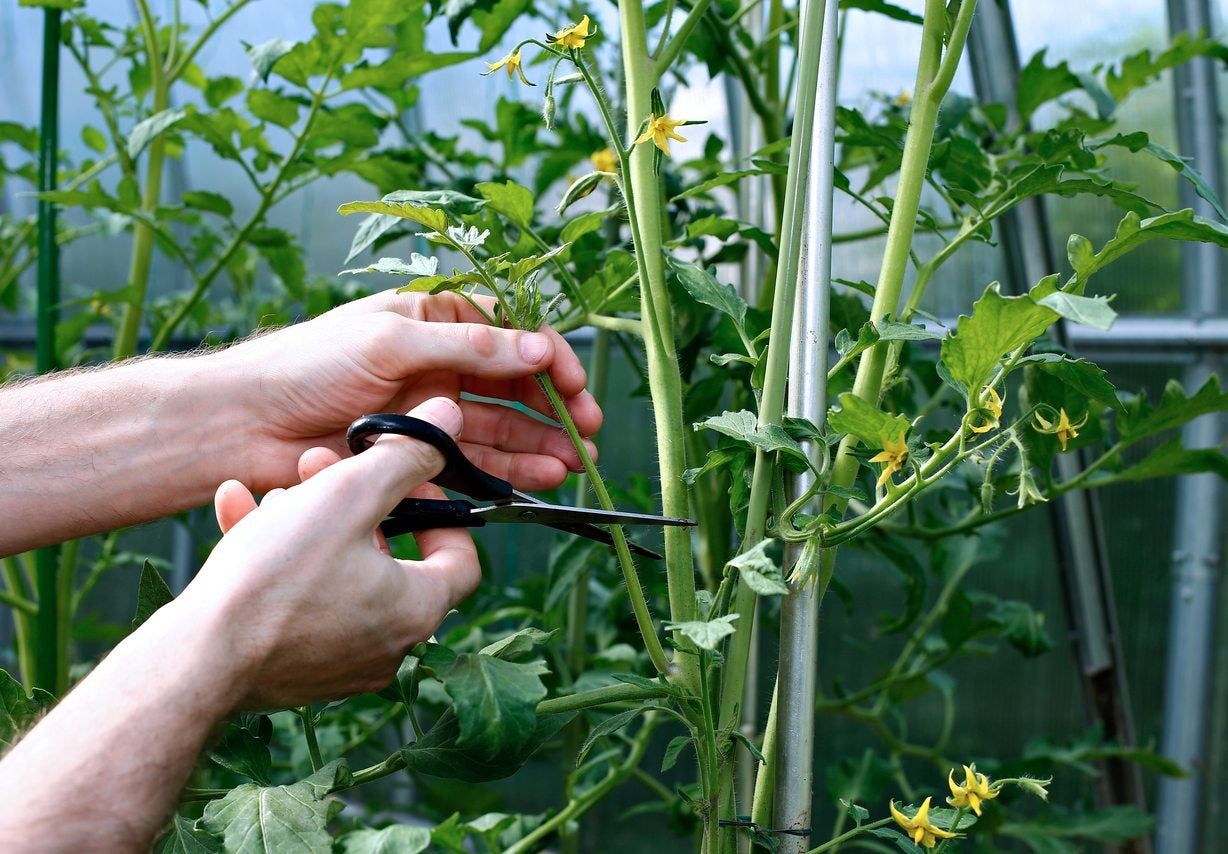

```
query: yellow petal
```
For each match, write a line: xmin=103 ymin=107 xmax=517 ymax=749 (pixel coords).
xmin=948 ymin=769 xmax=964 ymax=799
xmin=889 ymin=800 xmax=913 ymax=831
xmin=914 ymin=797 xmax=932 ymax=824
xmin=968 ymin=792 xmax=982 ymax=815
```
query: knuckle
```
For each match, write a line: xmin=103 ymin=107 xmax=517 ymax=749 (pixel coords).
xmin=462 ymin=323 xmax=498 ymax=359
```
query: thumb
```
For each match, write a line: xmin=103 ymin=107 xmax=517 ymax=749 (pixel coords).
xmin=344 ymin=397 xmax=464 ymax=525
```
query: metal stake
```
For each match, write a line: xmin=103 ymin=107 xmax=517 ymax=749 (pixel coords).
xmin=772 ymin=0 xmax=838 ymax=846
xmin=1158 ymin=1 xmax=1226 ymax=850
xmin=966 ymin=0 xmax=1148 ymax=827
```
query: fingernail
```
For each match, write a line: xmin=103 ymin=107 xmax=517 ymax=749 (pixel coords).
xmin=410 ymin=397 xmax=463 ymax=437
xmin=519 ymin=332 xmax=549 ymax=364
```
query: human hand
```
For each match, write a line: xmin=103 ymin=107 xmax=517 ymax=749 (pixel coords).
xmin=213 ymin=289 xmax=602 ymax=494
xmin=181 ymin=396 xmax=477 ymax=709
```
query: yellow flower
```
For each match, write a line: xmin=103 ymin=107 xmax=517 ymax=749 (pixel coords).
xmin=894 ymin=89 xmax=911 ymax=106
xmin=483 ymin=49 xmax=534 ymax=85
xmin=551 ymin=15 xmax=593 ymax=49
xmin=869 ymin=431 xmax=909 ymax=489
xmin=590 ymin=147 xmax=618 ymax=174
xmin=634 ymin=113 xmax=689 ymax=156
xmin=968 ymin=386 xmax=1004 ymax=434
xmin=890 ymin=797 xmax=957 ymax=849
xmin=1033 ymin=407 xmax=1088 ymax=451
xmin=947 ymin=765 xmax=999 ymax=816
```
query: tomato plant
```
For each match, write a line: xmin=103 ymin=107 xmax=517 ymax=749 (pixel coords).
xmin=3 ymin=0 xmax=1228 ymax=851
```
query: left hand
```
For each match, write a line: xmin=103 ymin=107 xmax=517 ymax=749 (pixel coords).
xmin=212 ymin=289 xmax=602 ymax=493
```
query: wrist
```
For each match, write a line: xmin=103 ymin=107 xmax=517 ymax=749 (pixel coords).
xmin=141 ymin=593 xmax=249 ymax=720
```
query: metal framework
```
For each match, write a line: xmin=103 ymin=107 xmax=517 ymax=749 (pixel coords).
xmin=773 ymin=0 xmax=837 ymax=847
xmin=1157 ymin=1 xmax=1226 ymax=851
xmin=966 ymin=1 xmax=1149 ymax=830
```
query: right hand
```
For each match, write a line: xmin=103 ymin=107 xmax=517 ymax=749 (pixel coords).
xmin=177 ymin=396 xmax=477 ymax=711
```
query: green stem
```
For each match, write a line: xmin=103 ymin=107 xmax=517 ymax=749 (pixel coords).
xmin=655 ymin=0 xmax=716 ymax=74
xmin=298 ymin=707 xmax=323 ymax=772
xmin=806 ymin=818 xmax=894 ymax=853
xmin=539 ymin=683 xmax=672 ymax=715
xmin=536 ymin=375 xmax=672 ymax=677
xmin=113 ymin=0 xmax=169 ymax=360
xmin=1 ymin=558 xmax=35 ymax=689
xmin=606 ymin=17 xmax=701 ymax=681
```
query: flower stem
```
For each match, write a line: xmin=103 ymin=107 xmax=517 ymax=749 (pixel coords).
xmin=298 ymin=707 xmax=323 ymax=772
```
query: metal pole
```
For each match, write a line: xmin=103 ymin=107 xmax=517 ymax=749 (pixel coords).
xmin=967 ymin=1 xmax=1148 ymax=826
xmin=31 ymin=7 xmax=63 ymax=695
xmin=1158 ymin=1 xmax=1226 ymax=851
xmin=773 ymin=0 xmax=837 ymax=847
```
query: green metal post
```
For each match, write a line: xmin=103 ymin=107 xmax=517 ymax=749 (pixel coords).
xmin=33 ymin=7 xmax=65 ymax=695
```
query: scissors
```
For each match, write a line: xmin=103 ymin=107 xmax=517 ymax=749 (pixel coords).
xmin=346 ymin=413 xmax=696 ymax=560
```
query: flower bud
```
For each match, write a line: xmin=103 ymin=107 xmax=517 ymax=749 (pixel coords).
xmin=556 ymin=171 xmax=603 ymax=214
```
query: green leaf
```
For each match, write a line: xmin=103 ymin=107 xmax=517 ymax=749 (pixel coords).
xmin=826 ymin=393 xmax=910 ymax=445
xmin=693 ymin=411 xmax=809 ymax=466
xmin=576 ymin=707 xmax=651 ymax=766
xmin=840 ymin=799 xmax=870 ymax=826
xmin=1036 ymin=292 xmax=1116 ymax=331
xmin=341 ymin=190 xmax=484 ymax=263
xmin=1017 ymin=50 xmax=1082 ymax=123
xmin=480 ymin=627 xmax=556 ymax=661
xmin=669 ymin=259 xmax=747 ymax=328
xmin=81 ymin=125 xmax=107 ymax=153
xmin=1104 ymin=30 xmax=1228 ymax=103
xmin=1098 ymin=134 xmax=1228 ymax=222
xmin=661 ymin=735 xmax=691 ymax=772
xmin=442 ymin=654 xmax=546 ymax=757
xmin=939 ymin=280 xmax=1059 ymax=396
xmin=662 ymin=614 xmax=739 ymax=651
xmin=245 ymin=39 xmax=297 ymax=82
xmin=204 ymin=76 xmax=244 ymax=109
xmin=155 ymin=815 xmax=220 ymax=854
xmin=127 ymin=108 xmax=187 ymax=159
xmin=339 ymin=200 xmax=448 ymax=236
xmin=1120 ymin=376 xmax=1228 ymax=443
xmin=1018 ymin=355 xmax=1123 ymax=412
xmin=132 ymin=559 xmax=174 ymax=629
xmin=400 ymin=708 xmax=574 ymax=782
xmin=1067 ymin=210 xmax=1228 ymax=292
xmin=990 ymin=600 xmax=1054 ymax=658
xmin=336 ymin=826 xmax=431 ymax=854
xmin=341 ymin=51 xmax=479 ymax=89
xmin=560 ymin=208 xmax=614 ymax=244
xmin=0 ymin=669 xmax=52 ymax=750
xmin=339 ymin=255 xmax=438 ymax=277
xmin=1117 ymin=437 xmax=1228 ymax=482
xmin=209 ymin=714 xmax=273 ymax=784
xmin=182 ymin=190 xmax=234 ymax=218
xmin=476 ymin=180 xmax=535 ymax=228
xmin=877 ymin=320 xmax=942 ymax=341
xmin=247 ymin=89 xmax=301 ymax=128
xmin=727 ymin=540 xmax=788 ymax=596
xmin=841 ymin=0 xmax=921 ymax=24
xmin=200 ymin=761 xmax=349 ymax=854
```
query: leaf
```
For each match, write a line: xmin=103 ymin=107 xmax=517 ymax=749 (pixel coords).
xmin=661 ymin=735 xmax=691 ymax=772
xmin=694 ymin=411 xmax=809 ymax=466
xmin=1017 ymin=355 xmax=1123 ymax=412
xmin=245 ymin=39 xmax=297 ymax=82
xmin=669 ymin=259 xmax=747 ymax=328
xmin=576 ymin=707 xmax=651 ymax=766
xmin=209 ymin=714 xmax=273 ymax=784
xmin=200 ymin=761 xmax=349 ymax=854
xmin=400 ymin=708 xmax=574 ymax=782
xmin=727 ymin=540 xmax=788 ymax=596
xmin=155 ymin=815 xmax=220 ymax=854
xmin=247 ymin=89 xmax=300 ymax=128
xmin=840 ymin=800 xmax=870 ymax=826
xmin=990 ymin=600 xmax=1054 ymax=658
xmin=876 ymin=320 xmax=942 ymax=341
xmin=479 ymin=627 xmax=556 ymax=660
xmin=442 ymin=654 xmax=546 ymax=757
xmin=339 ymin=254 xmax=438 ymax=277
xmin=340 ymin=190 xmax=483 ymax=262
xmin=1104 ymin=30 xmax=1228 ymax=103
xmin=1096 ymin=134 xmax=1228 ymax=222
xmin=1037 ymin=292 xmax=1117 ymax=331
xmin=826 ymin=393 xmax=910 ymax=445
xmin=0 ymin=669 xmax=52 ymax=750
xmin=182 ymin=191 xmax=234 ymax=218
xmin=132 ymin=559 xmax=174 ymax=629
xmin=544 ymin=537 xmax=604 ymax=612
xmin=939 ymin=280 xmax=1059 ymax=396
xmin=341 ymin=51 xmax=479 ymax=89
xmin=560 ymin=208 xmax=614 ymax=244
xmin=127 ymin=108 xmax=187 ymax=159
xmin=1117 ymin=437 xmax=1228 ymax=483
xmin=662 ymin=614 xmax=739 ymax=651
xmin=338 ymin=200 xmax=449 ymax=234
xmin=841 ymin=0 xmax=922 ymax=24
xmin=1017 ymin=50 xmax=1082 ymax=122
xmin=1120 ymin=376 xmax=1228 ymax=443
xmin=1067 ymin=209 xmax=1228 ymax=292
xmin=335 ymin=826 xmax=431 ymax=854
xmin=476 ymin=180 xmax=535 ymax=228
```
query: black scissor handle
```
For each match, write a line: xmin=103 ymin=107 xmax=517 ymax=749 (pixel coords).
xmin=346 ymin=413 xmax=514 ymax=502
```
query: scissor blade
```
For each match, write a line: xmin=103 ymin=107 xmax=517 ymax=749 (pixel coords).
xmin=475 ymin=502 xmax=696 ymax=528
xmin=544 ymin=522 xmax=663 ymax=560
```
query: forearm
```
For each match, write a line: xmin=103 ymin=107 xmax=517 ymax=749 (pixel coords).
xmin=0 ymin=353 xmax=252 ymax=554
xmin=0 ymin=598 xmax=239 ymax=852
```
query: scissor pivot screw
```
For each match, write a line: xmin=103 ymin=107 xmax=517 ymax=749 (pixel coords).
xmin=520 ymin=510 xmax=538 ymax=520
